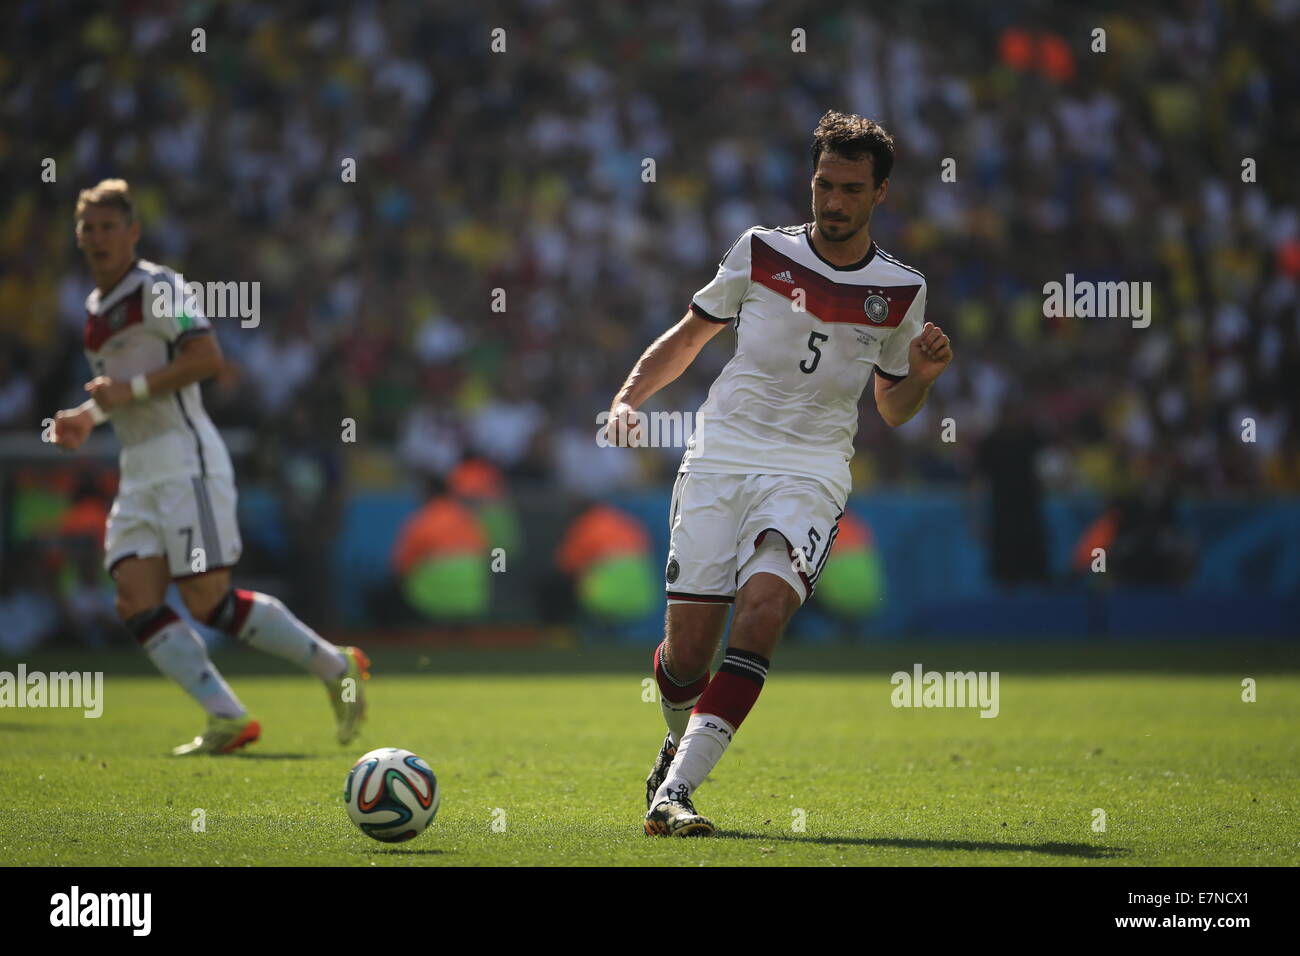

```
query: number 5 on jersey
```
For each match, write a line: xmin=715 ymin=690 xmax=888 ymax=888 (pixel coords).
xmin=799 ymin=331 xmax=829 ymax=373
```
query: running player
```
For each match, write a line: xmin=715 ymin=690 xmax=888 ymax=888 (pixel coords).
xmin=606 ymin=111 xmax=954 ymax=835
xmin=50 ymin=179 xmax=368 ymax=755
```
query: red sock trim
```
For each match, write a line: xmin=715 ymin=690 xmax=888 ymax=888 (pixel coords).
xmin=693 ymin=670 xmax=763 ymax=730
xmin=653 ymin=640 xmax=710 ymax=704
xmin=134 ymin=607 xmax=180 ymax=645
xmin=230 ymin=589 xmax=256 ymax=634
xmin=208 ymin=588 xmax=257 ymax=635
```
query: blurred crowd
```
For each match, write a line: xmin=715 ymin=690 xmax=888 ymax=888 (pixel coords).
xmin=2 ymin=0 xmax=1299 ymax=642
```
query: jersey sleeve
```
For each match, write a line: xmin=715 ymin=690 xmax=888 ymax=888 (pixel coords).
xmin=875 ymin=282 xmax=927 ymax=380
xmin=143 ymin=267 xmax=212 ymax=344
xmin=689 ymin=229 xmax=753 ymax=323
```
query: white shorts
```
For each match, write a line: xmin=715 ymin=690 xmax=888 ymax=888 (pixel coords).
xmin=104 ymin=473 xmax=243 ymax=579
xmin=664 ymin=471 xmax=844 ymax=606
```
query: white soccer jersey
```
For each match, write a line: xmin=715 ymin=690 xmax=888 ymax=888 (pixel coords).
xmin=84 ymin=259 xmax=232 ymax=494
xmin=680 ymin=223 xmax=927 ymax=506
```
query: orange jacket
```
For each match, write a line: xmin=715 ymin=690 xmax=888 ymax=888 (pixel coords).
xmin=832 ymin=511 xmax=873 ymax=551
xmin=1073 ymin=508 xmax=1118 ymax=573
xmin=392 ymin=497 xmax=488 ymax=576
xmin=60 ymin=498 xmax=109 ymax=545
xmin=556 ymin=504 xmax=651 ymax=577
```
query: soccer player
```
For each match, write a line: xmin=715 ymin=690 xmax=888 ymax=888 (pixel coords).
xmin=607 ymin=112 xmax=954 ymax=836
xmin=50 ymin=179 xmax=369 ymax=755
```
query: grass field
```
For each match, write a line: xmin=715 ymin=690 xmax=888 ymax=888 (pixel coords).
xmin=2 ymin=643 xmax=1297 ymax=866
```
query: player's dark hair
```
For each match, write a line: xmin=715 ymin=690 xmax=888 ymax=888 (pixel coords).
xmin=810 ymin=110 xmax=894 ymax=187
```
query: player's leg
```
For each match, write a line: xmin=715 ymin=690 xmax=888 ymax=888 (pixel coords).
xmin=645 ymin=472 xmax=744 ymax=817
xmin=172 ymin=474 xmax=367 ymax=744
xmin=645 ymin=600 xmax=728 ymax=808
xmin=658 ymin=601 xmax=728 ymax=742
xmin=181 ymin=568 xmax=350 ymax=682
xmin=649 ymin=476 xmax=840 ymax=834
xmin=185 ymin=570 xmax=370 ymax=744
xmin=113 ymin=555 xmax=258 ymax=752
xmin=648 ymin=546 xmax=802 ymax=835
xmin=105 ymin=488 xmax=256 ymax=754
xmin=113 ymin=553 xmax=243 ymax=718
xmin=663 ymin=563 xmax=801 ymax=795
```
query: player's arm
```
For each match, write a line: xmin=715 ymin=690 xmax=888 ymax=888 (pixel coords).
xmin=606 ymin=310 xmax=728 ymax=445
xmin=873 ymin=321 xmax=952 ymax=427
xmin=56 ymin=332 xmax=222 ymax=451
xmin=83 ymin=330 xmax=223 ymax=413
xmin=51 ymin=399 xmax=103 ymax=450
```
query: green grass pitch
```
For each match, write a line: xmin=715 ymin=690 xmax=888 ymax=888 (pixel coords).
xmin=1 ymin=643 xmax=1297 ymax=866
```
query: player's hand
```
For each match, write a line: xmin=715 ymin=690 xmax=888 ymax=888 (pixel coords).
xmin=604 ymin=401 xmax=645 ymax=447
xmin=908 ymin=322 xmax=953 ymax=382
xmin=52 ymin=408 xmax=93 ymax=450
xmin=84 ymin=376 xmax=131 ymax=410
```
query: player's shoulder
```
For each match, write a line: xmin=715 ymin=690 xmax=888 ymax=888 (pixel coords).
xmin=729 ymin=223 xmax=805 ymax=240
xmin=751 ymin=223 xmax=807 ymax=241
xmin=722 ymin=223 xmax=804 ymax=258
xmin=133 ymin=258 xmax=179 ymax=284
xmin=871 ymin=244 xmax=926 ymax=286
xmin=131 ymin=260 xmax=186 ymax=314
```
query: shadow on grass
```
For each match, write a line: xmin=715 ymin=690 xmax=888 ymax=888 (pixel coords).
xmin=228 ymin=752 xmax=315 ymax=760
xmin=366 ymin=848 xmax=449 ymax=856
xmin=0 ymin=722 xmax=42 ymax=732
xmin=720 ymin=831 xmax=1130 ymax=859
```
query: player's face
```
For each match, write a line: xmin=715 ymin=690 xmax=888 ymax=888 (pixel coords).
xmin=811 ymin=151 xmax=887 ymax=242
xmin=75 ymin=206 xmax=139 ymax=283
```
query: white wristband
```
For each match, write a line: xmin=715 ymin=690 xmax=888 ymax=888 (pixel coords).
xmin=130 ymin=374 xmax=151 ymax=401
xmin=80 ymin=399 xmax=108 ymax=425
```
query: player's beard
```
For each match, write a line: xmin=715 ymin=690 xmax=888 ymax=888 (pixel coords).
xmin=815 ymin=205 xmax=871 ymax=243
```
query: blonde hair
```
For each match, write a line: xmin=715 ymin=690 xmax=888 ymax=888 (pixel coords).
xmin=76 ymin=178 xmax=135 ymax=223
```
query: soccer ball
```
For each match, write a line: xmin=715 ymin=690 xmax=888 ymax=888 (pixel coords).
xmin=343 ymin=747 xmax=440 ymax=842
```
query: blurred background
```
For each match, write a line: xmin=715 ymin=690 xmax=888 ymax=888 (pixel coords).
xmin=2 ymin=0 xmax=1298 ymax=652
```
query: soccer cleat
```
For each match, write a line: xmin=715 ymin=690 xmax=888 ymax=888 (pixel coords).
xmin=645 ymin=732 xmax=677 ymax=811
xmin=326 ymin=646 xmax=370 ymax=745
xmin=645 ymin=792 xmax=715 ymax=837
xmin=171 ymin=714 xmax=261 ymax=756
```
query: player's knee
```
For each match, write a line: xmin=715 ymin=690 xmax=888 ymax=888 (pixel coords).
xmin=116 ymin=584 xmax=176 ymax=627
xmin=114 ymin=592 xmax=155 ymax=622
xmin=180 ymin=588 xmax=222 ymax=624
xmin=665 ymin=636 xmax=712 ymax=680
xmin=178 ymin=573 xmax=235 ymax=623
xmin=736 ymin=579 xmax=799 ymax=630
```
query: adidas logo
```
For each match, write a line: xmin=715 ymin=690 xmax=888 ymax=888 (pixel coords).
xmin=772 ymin=270 xmax=795 ymax=283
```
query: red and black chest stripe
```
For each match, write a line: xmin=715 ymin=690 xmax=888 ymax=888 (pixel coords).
xmin=750 ymin=237 xmax=920 ymax=327
xmin=85 ymin=288 xmax=144 ymax=352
